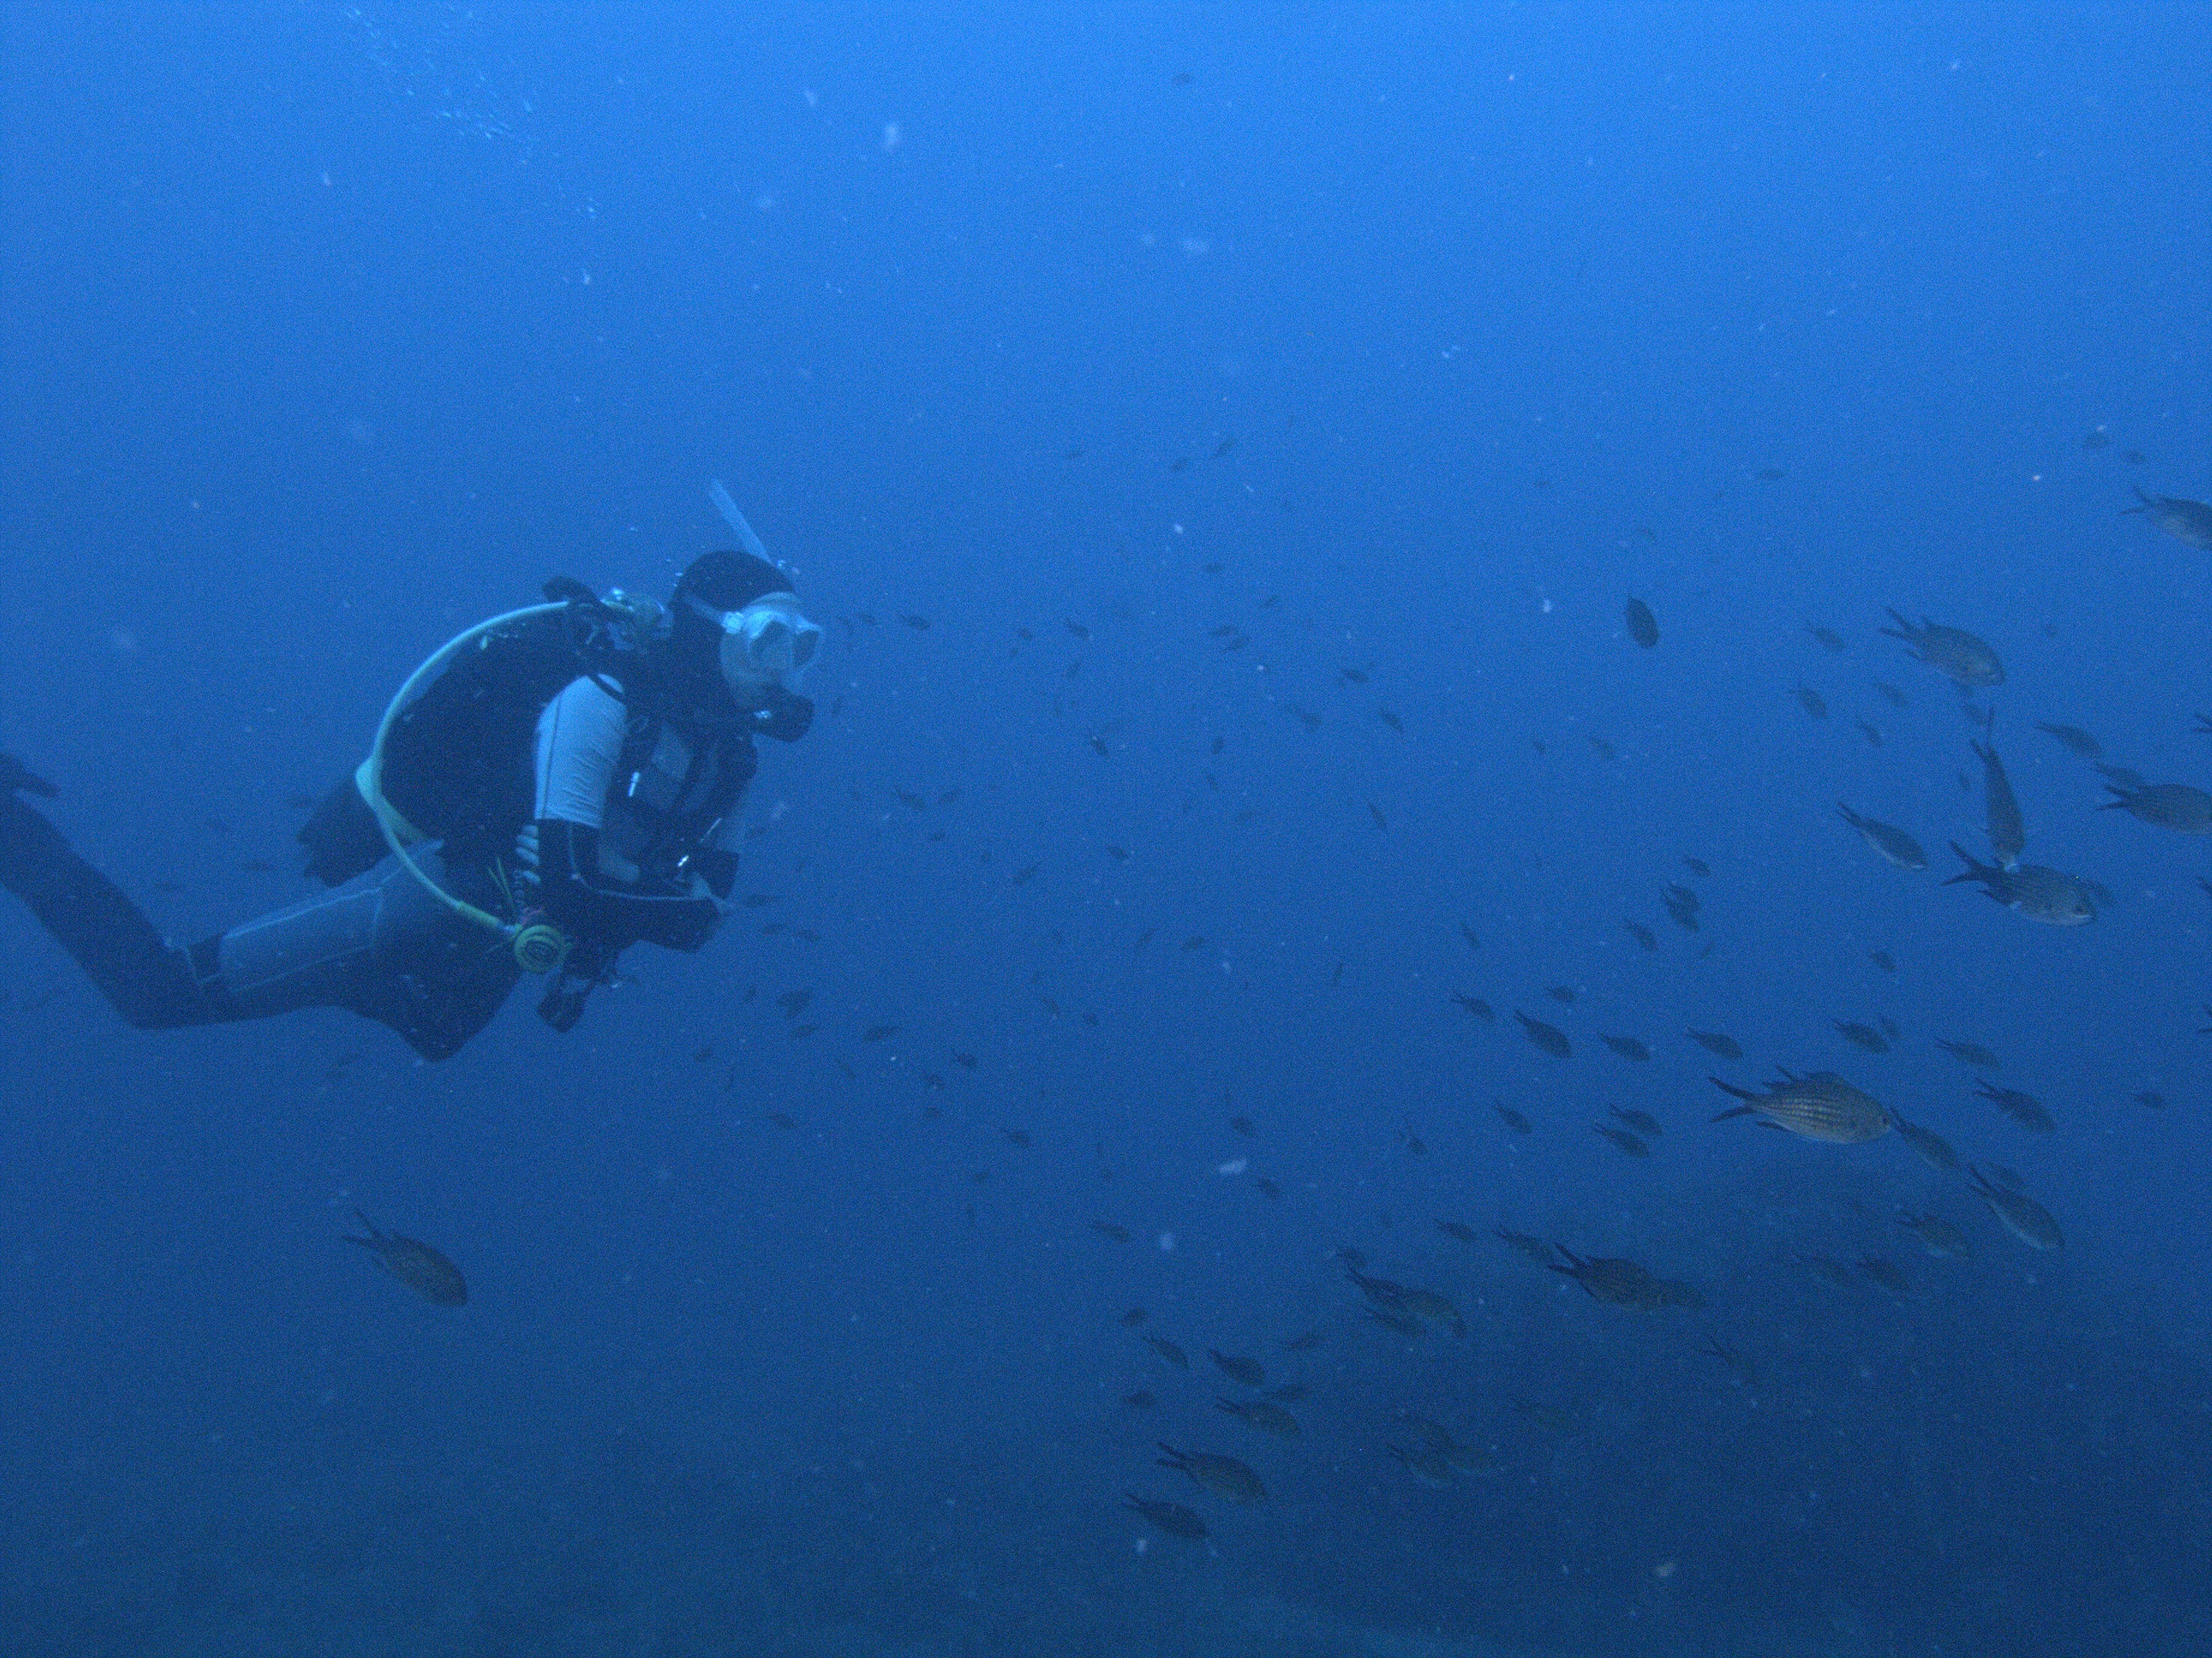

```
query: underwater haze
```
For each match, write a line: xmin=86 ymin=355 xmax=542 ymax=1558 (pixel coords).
xmin=4 ymin=3 xmax=2211 ymax=1654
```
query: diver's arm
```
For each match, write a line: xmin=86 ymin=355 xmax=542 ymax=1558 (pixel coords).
xmin=529 ymin=678 xmax=722 ymax=951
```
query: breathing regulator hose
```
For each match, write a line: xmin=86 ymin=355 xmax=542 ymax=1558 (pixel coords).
xmin=356 ymin=602 xmax=575 ymax=974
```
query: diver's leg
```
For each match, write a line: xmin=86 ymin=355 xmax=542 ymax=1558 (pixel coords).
xmin=0 ymin=788 xmax=221 ymax=1027
xmin=364 ymin=851 xmax=523 ymax=1059
xmin=215 ymin=848 xmax=521 ymax=1061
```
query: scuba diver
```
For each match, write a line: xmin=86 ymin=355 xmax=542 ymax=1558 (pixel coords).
xmin=0 ymin=538 xmax=821 ymax=1061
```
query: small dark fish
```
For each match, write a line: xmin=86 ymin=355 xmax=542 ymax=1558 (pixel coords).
xmin=1495 ymin=1228 xmax=1556 ymax=1266
xmin=1837 ymin=804 xmax=1927 ymax=871
xmin=1458 ymin=920 xmax=1480 ymax=951
xmin=2035 ymin=721 xmax=2103 ymax=759
xmin=1280 ymin=1330 xmax=1326 ymax=1351
xmin=1230 ymin=1114 xmax=1256 ymax=1137
xmin=1367 ymin=799 xmax=1388 ymax=830
xmin=862 ymin=1024 xmax=900 ymax=1042
xmin=1857 ymin=721 xmax=1882 ymax=747
xmin=1452 ymin=993 xmax=1495 ymax=1022
xmin=1121 ymin=1390 xmax=1156 ymax=1409
xmin=1870 ymin=950 xmax=1896 ymax=972
xmin=1092 ymin=1221 xmax=1132 ymax=1242
xmin=1593 ymin=1124 xmax=1649 ymax=1156
xmin=1972 ymin=740 xmax=2025 ymax=868
xmin=1611 ymin=1106 xmax=1663 ymax=1137
xmin=344 ymin=1213 xmax=467 ymax=1306
xmin=1065 ymin=618 xmax=1090 ymax=639
xmin=778 ymin=988 xmax=813 ymax=1018
xmin=1857 ymin=1255 xmax=1910 ymax=1296
xmin=1494 ymin=1104 xmax=1531 ymax=1134
xmin=1514 ymin=1012 xmax=1572 ymax=1058
xmin=1214 ymin=437 xmax=1237 ymax=458
xmin=1879 ymin=1016 xmax=1900 ymax=1041
xmin=1120 ymin=1307 xmax=1149 ymax=1326
xmin=1340 ymin=665 xmax=1370 ymax=684
xmin=2134 ymin=1090 xmax=2167 ymax=1109
xmin=2101 ymin=780 xmax=2212 ymax=833
xmin=1601 ymin=1034 xmax=1652 ymax=1061
xmin=1623 ymin=919 xmax=1659 ymax=951
xmin=1011 ymin=863 xmax=1040 ymax=887
xmin=1935 ymin=1038 xmax=2000 ymax=1069
xmin=1792 ymin=684 xmax=1829 ymax=720
xmin=898 ymin=614 xmax=931 ymax=630
xmin=1124 ymin=1494 xmax=1207 ymax=1539
xmin=1624 ymin=598 xmax=1660 ymax=648
xmin=1144 ymin=1336 xmax=1190 ymax=1369
xmin=764 ymin=1111 xmax=798 ymax=1130
xmin=2096 ymin=761 xmax=2149 ymax=792
xmin=1757 ymin=466 xmax=1786 ymax=480
xmin=1001 ymin=1128 xmax=1032 ymax=1148
xmin=952 ymin=1052 xmax=978 ymax=1069
xmin=1378 ymin=708 xmax=1405 ymax=732
xmin=1155 ymin=1443 xmax=1265 ymax=1502
xmin=1806 ymin=624 xmax=1846 ymax=653
xmin=1683 ymin=856 xmax=1711 ymax=877
xmin=1703 ymin=1336 xmax=1759 ymax=1385
xmin=1544 ymin=985 xmax=1578 ymax=1005
xmin=1969 ymin=1165 xmax=2063 ymax=1250
xmin=1688 ymin=1030 xmax=1743 ymax=1061
xmin=2124 ymin=487 xmax=2212 ymax=550
xmin=1874 ymin=681 xmax=1909 ymax=708
xmin=1172 ymin=71 xmax=1194 ymax=85
xmin=1975 ymin=1081 xmax=2054 ymax=1132
xmin=1879 ymin=611 xmax=2004 ymax=687
xmin=1169 ymin=457 xmax=1190 ymax=472
xmin=1834 ymin=1020 xmax=1889 ymax=1054
xmin=1587 ymin=734 xmax=1617 ymax=761
xmin=1215 ymin=1395 xmax=1303 ymax=1438
xmin=1208 ymin=1350 xmax=1265 ymax=1387
xmin=1436 ymin=1220 xmax=1479 ymax=1244
xmin=2083 ymin=428 xmax=2112 ymax=450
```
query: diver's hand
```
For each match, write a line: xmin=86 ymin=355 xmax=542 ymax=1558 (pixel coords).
xmin=512 ymin=823 xmax=543 ymax=898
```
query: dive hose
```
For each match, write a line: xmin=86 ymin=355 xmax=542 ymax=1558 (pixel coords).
xmin=356 ymin=601 xmax=576 ymax=973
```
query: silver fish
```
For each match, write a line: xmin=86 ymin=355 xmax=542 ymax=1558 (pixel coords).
xmin=1944 ymin=844 xmax=2096 ymax=925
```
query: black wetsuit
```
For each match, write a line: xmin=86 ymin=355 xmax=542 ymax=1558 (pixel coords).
xmin=0 ymin=665 xmax=799 ymax=1059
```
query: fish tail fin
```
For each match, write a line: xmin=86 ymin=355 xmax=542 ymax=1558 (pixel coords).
xmin=1711 ymin=1104 xmax=1759 ymax=1124
xmin=2097 ymin=786 xmax=2131 ymax=808
xmin=346 ymin=1209 xmax=382 ymax=1246
xmin=2122 ymin=486 xmax=2152 ymax=514
xmin=1708 ymin=1077 xmax=1759 ymax=1103
xmin=0 ymin=753 xmax=58 ymax=799
xmin=1834 ymin=802 xmax=1862 ymax=828
xmin=1877 ymin=607 xmax=1912 ymax=639
xmin=1941 ymin=842 xmax=1987 ymax=884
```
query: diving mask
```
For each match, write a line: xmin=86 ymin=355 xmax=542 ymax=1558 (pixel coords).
xmin=692 ymin=591 xmax=823 ymax=696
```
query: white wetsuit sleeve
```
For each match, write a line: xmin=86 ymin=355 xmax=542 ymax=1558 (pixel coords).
xmin=534 ymin=677 xmax=628 ymax=828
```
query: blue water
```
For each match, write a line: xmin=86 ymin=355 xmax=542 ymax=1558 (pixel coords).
xmin=3 ymin=4 xmax=2208 ymax=1653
